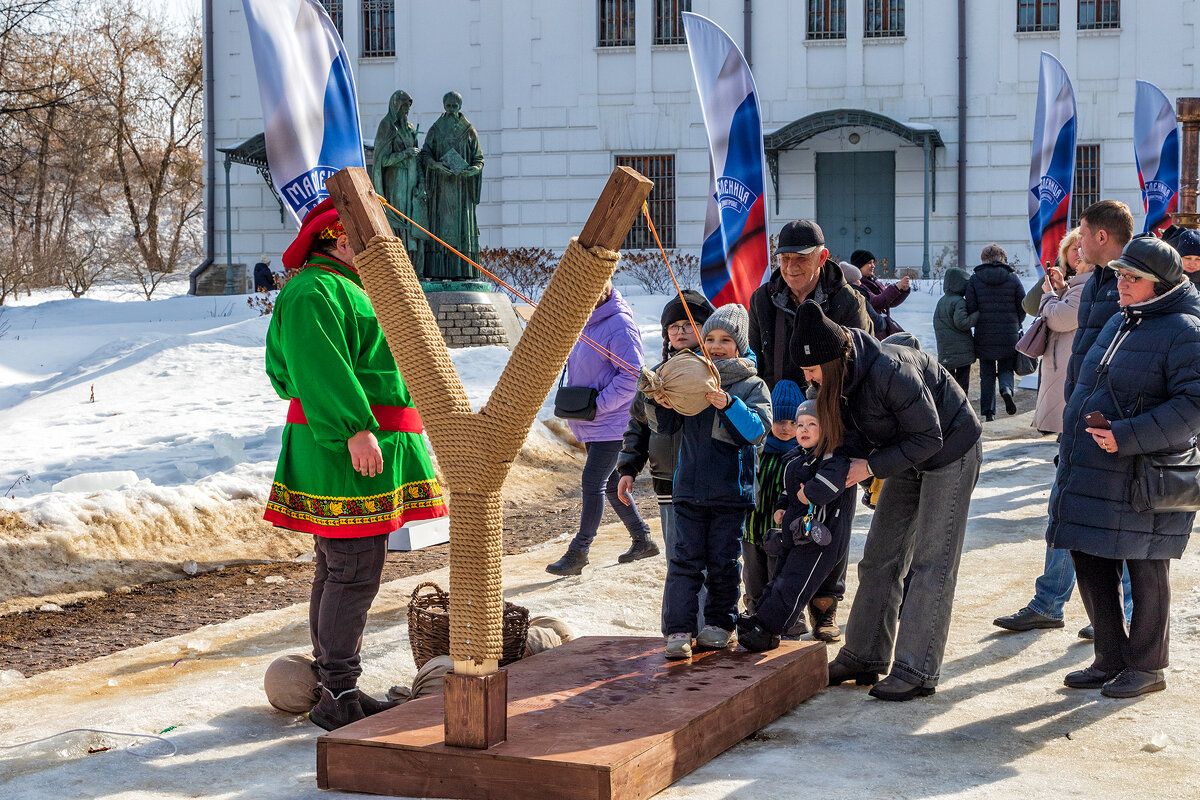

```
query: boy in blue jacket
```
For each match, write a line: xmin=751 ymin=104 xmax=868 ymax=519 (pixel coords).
xmin=647 ymin=304 xmax=772 ymax=659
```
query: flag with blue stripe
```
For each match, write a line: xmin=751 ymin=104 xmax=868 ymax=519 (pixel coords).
xmin=241 ymin=0 xmax=364 ymax=225
xmin=1134 ymin=81 xmax=1180 ymax=234
xmin=1027 ymin=52 xmax=1076 ymax=272
xmin=683 ymin=12 xmax=769 ymax=309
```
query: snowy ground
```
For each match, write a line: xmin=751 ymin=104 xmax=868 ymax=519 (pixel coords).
xmin=7 ymin=272 xmax=1196 ymax=798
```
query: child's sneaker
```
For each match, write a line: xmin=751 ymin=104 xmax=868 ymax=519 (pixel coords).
xmin=695 ymin=625 xmax=735 ymax=651
xmin=664 ymin=633 xmax=693 ymax=660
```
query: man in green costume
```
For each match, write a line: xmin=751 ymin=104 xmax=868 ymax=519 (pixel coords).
xmin=265 ymin=197 xmax=448 ymax=730
xmin=419 ymin=90 xmax=484 ymax=280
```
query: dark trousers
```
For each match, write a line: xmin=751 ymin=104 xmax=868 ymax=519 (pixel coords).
xmin=816 ymin=549 xmax=847 ymax=601
xmin=754 ymin=506 xmax=853 ymax=635
xmin=664 ymin=502 xmax=746 ymax=635
xmin=978 ymin=356 xmax=1016 ymax=417
xmin=949 ymin=365 xmax=971 ymax=394
xmin=1072 ymin=551 xmax=1170 ymax=672
xmin=569 ymin=440 xmax=651 ymax=553
xmin=310 ymin=534 xmax=389 ymax=690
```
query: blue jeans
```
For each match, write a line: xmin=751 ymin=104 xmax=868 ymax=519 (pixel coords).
xmin=979 ymin=356 xmax=1016 ymax=417
xmin=568 ymin=440 xmax=651 ymax=553
xmin=1029 ymin=544 xmax=1133 ymax=622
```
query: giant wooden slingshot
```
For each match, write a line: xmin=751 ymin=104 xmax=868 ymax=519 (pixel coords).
xmin=319 ymin=167 xmax=827 ymax=800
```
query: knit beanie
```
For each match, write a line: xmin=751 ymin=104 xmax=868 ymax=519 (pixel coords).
xmin=792 ymin=300 xmax=850 ymax=367
xmin=660 ymin=289 xmax=716 ymax=332
xmin=770 ymin=379 xmax=803 ymax=421
xmin=850 ymin=250 xmax=875 ymax=269
xmin=1176 ymin=229 xmax=1200 ymax=259
xmin=839 ymin=261 xmax=861 ymax=284
xmin=701 ymin=303 xmax=751 ymax=355
xmin=794 ymin=398 xmax=818 ymax=421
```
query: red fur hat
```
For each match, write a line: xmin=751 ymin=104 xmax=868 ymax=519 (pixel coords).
xmin=281 ymin=198 xmax=346 ymax=271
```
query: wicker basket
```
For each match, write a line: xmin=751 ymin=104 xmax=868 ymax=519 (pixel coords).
xmin=406 ymin=581 xmax=530 ymax=669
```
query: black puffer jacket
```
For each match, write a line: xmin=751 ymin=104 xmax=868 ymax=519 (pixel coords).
xmin=840 ymin=329 xmax=982 ymax=477
xmin=1047 ymin=281 xmax=1200 ymax=559
xmin=932 ymin=267 xmax=979 ymax=370
xmin=964 ymin=262 xmax=1026 ymax=360
xmin=749 ymin=260 xmax=874 ymax=390
xmin=1064 ymin=266 xmax=1120 ymax=401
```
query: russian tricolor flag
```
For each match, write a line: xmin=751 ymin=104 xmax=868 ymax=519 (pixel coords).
xmin=683 ymin=12 xmax=770 ymax=309
xmin=1028 ymin=52 xmax=1076 ymax=272
xmin=1134 ymin=80 xmax=1180 ymax=234
xmin=242 ymin=0 xmax=365 ymax=225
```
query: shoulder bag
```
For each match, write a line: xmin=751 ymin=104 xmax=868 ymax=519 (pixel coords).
xmin=552 ymin=367 xmax=598 ymax=421
xmin=1015 ymin=315 xmax=1050 ymax=358
xmin=1130 ymin=446 xmax=1200 ymax=513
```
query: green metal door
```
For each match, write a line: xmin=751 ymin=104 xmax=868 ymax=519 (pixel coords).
xmin=815 ymin=151 xmax=896 ymax=275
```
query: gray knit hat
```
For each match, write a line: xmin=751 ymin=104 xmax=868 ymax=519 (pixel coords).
xmin=701 ymin=303 xmax=751 ymax=356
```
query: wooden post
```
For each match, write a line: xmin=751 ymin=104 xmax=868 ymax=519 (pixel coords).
xmin=324 ymin=166 xmax=652 ymax=750
xmin=1177 ymin=98 xmax=1200 ymax=229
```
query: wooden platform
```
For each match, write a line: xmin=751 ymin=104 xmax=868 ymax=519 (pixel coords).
xmin=318 ymin=636 xmax=827 ymax=799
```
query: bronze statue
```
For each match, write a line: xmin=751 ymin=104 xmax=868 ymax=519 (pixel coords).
xmin=372 ymin=90 xmax=428 ymax=267
xmin=419 ymin=91 xmax=484 ymax=281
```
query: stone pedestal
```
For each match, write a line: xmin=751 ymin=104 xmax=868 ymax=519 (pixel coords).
xmin=423 ymin=285 xmax=525 ymax=349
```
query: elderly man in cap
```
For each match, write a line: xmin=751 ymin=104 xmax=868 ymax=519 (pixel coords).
xmin=748 ymin=219 xmax=872 ymax=642
xmin=264 ymin=197 xmax=448 ymax=731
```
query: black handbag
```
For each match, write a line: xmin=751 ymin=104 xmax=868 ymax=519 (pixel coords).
xmin=1130 ymin=447 xmax=1200 ymax=513
xmin=1014 ymin=349 xmax=1039 ymax=377
xmin=552 ymin=368 xmax=598 ymax=421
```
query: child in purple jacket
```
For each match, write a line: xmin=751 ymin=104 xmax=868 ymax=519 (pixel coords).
xmin=546 ymin=283 xmax=657 ymax=576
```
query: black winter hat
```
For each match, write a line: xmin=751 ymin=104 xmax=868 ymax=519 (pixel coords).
xmin=792 ymin=301 xmax=850 ymax=367
xmin=775 ymin=219 xmax=825 ymax=255
xmin=850 ymin=250 xmax=876 ymax=269
xmin=1108 ymin=236 xmax=1183 ymax=289
xmin=660 ymin=289 xmax=716 ymax=333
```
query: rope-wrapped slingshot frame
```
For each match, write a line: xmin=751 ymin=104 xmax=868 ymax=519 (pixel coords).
xmin=326 ymin=166 xmax=653 ymax=745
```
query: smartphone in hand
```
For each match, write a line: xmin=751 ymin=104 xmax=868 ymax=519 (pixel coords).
xmin=1084 ymin=411 xmax=1111 ymax=430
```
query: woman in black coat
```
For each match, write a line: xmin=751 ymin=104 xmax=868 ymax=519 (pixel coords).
xmin=1049 ymin=237 xmax=1200 ymax=698
xmin=790 ymin=302 xmax=982 ymax=701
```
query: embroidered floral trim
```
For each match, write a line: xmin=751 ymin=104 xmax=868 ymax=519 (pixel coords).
xmin=267 ymin=478 xmax=446 ymax=529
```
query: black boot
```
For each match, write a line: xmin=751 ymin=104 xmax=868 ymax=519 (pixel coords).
xmin=827 ymin=660 xmax=880 ymax=687
xmin=736 ymin=615 xmax=780 ymax=653
xmin=618 ymin=538 xmax=660 ymax=563
xmin=1001 ymin=389 xmax=1017 ymax=416
xmin=545 ymin=548 xmax=589 ymax=576
xmin=357 ymin=692 xmax=400 ymax=716
xmin=309 ymin=686 xmax=366 ymax=731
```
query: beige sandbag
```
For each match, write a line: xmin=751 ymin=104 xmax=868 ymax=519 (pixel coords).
xmin=387 ymin=654 xmax=455 ymax=702
xmin=528 ymin=615 xmax=575 ymax=643
xmin=524 ymin=626 xmax=562 ymax=657
xmin=638 ymin=350 xmax=719 ymax=416
xmin=264 ymin=653 xmax=320 ymax=714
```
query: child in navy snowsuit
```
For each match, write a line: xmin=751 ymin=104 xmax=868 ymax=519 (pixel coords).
xmin=646 ymin=303 xmax=772 ymax=659
xmin=737 ymin=399 xmax=861 ymax=652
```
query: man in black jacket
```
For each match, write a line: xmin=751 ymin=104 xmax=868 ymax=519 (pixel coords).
xmin=965 ymin=244 xmax=1026 ymax=421
xmin=749 ymin=219 xmax=874 ymax=391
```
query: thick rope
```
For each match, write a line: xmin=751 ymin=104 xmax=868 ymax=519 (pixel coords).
xmin=354 ymin=234 xmax=620 ymax=664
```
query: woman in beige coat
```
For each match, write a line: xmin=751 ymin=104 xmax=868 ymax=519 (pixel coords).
xmin=1033 ymin=228 xmax=1087 ymax=433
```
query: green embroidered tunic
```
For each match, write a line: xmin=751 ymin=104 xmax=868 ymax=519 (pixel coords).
xmin=264 ymin=254 xmax=446 ymax=537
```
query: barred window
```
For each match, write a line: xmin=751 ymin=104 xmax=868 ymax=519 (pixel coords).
xmin=864 ymin=0 xmax=904 ymax=38
xmin=598 ymin=0 xmax=635 ymax=47
xmin=616 ymin=155 xmax=675 ymax=249
xmin=1071 ymin=144 xmax=1101 ymax=230
xmin=654 ymin=0 xmax=690 ymax=45
xmin=808 ymin=0 xmax=846 ymax=40
xmin=362 ymin=0 xmax=395 ymax=58
xmin=1078 ymin=0 xmax=1119 ymax=30
xmin=1017 ymin=0 xmax=1058 ymax=32
xmin=318 ymin=0 xmax=343 ymax=38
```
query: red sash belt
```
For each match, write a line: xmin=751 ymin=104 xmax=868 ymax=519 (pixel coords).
xmin=287 ymin=397 xmax=424 ymax=433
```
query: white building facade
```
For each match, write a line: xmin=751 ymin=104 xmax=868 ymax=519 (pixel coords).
xmin=202 ymin=0 xmax=1198 ymax=280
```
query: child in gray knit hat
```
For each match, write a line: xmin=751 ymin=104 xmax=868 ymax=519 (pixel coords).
xmin=647 ymin=303 xmax=773 ymax=660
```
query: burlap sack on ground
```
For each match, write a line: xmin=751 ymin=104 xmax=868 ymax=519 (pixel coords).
xmin=388 ymin=654 xmax=455 ymax=702
xmin=524 ymin=615 xmax=575 ymax=657
xmin=264 ymin=653 xmax=321 ymax=713
xmin=638 ymin=350 xmax=719 ymax=417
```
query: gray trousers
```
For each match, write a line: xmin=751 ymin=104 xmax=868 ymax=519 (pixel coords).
xmin=310 ymin=534 xmax=389 ymax=691
xmin=834 ymin=441 xmax=981 ymax=688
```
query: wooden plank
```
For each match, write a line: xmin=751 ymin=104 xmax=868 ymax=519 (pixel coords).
xmin=324 ymin=167 xmax=393 ymax=253
xmin=318 ymin=636 xmax=828 ymax=799
xmin=443 ymin=670 xmax=508 ymax=749
xmin=577 ymin=166 xmax=654 ymax=251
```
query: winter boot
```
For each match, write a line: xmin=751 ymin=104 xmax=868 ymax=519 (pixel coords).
xmin=1001 ymin=388 xmax=1017 ymax=416
xmin=809 ymin=597 xmax=842 ymax=642
xmin=736 ymin=615 xmax=780 ymax=653
xmin=357 ymin=692 xmax=400 ymax=716
xmin=618 ymin=538 xmax=660 ymax=563
xmin=309 ymin=686 xmax=366 ymax=731
xmin=545 ymin=548 xmax=589 ymax=576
